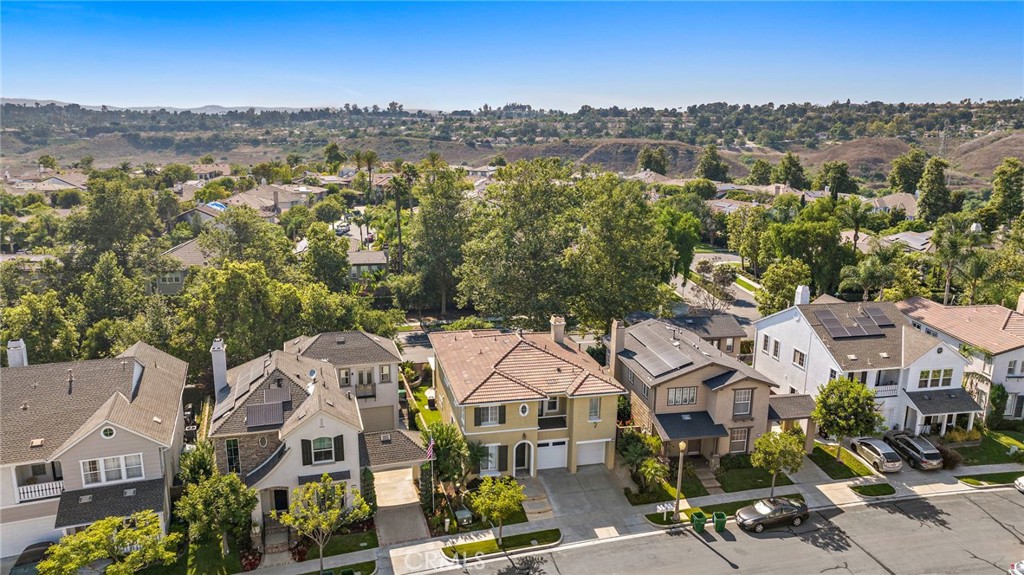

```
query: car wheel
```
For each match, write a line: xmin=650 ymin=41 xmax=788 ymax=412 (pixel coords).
xmin=792 ymin=516 xmax=803 ymax=526
xmin=874 ymin=462 xmax=881 ymax=472
xmin=909 ymin=459 xmax=917 ymax=469
xmin=753 ymin=523 xmax=764 ymax=533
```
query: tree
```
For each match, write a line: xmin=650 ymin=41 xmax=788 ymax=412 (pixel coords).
xmin=887 ymin=148 xmax=928 ymax=195
xmin=755 ymin=257 xmax=811 ymax=316
xmin=637 ymin=145 xmax=670 ymax=175
xmin=990 ymin=157 xmax=1024 ymax=224
xmin=812 ymin=377 xmax=884 ymax=462
xmin=82 ymin=251 xmax=143 ymax=325
xmin=177 ymin=473 xmax=258 ymax=552
xmin=159 ymin=164 xmax=195 ymax=188
xmin=746 ymin=159 xmax=773 ymax=185
xmin=469 ymin=477 xmax=525 ymax=546
xmin=917 ymin=158 xmax=952 ymax=223
xmin=279 ymin=205 xmax=313 ymax=240
xmin=636 ymin=457 xmax=669 ymax=494
xmin=727 ymin=206 xmax=769 ymax=275
xmin=37 ymin=510 xmax=179 ymax=575
xmin=988 ymin=383 xmax=1009 ymax=427
xmin=655 ymin=203 xmax=701 ymax=278
xmin=1 ymin=290 xmax=78 ymax=363
xmin=443 ymin=316 xmax=494 ymax=330
xmin=750 ymin=431 xmax=804 ymax=497
xmin=839 ymin=256 xmax=893 ymax=301
xmin=838 ymin=197 xmax=871 ymax=249
xmin=37 ymin=154 xmax=58 ymax=170
xmin=771 ymin=152 xmax=808 ymax=190
xmin=760 ymin=219 xmax=852 ymax=295
xmin=198 ymin=207 xmax=295 ymax=279
xmin=179 ymin=439 xmax=216 ymax=487
xmin=694 ymin=144 xmax=729 ymax=182
xmin=272 ymin=473 xmax=371 ymax=575
xmin=324 ymin=142 xmax=346 ymax=166
xmin=361 ymin=468 xmax=378 ymax=513
xmin=62 ymin=177 xmax=159 ymax=267
xmin=360 ymin=150 xmax=381 ymax=203
xmin=957 ymin=250 xmax=993 ymax=305
xmin=420 ymin=422 xmax=470 ymax=489
xmin=813 ymin=161 xmax=857 ymax=199
xmin=489 ymin=154 xmax=507 ymax=167
xmin=194 ymin=181 xmax=231 ymax=204
xmin=302 ymin=222 xmax=350 ymax=293
xmin=313 ymin=197 xmax=345 ymax=223
xmin=932 ymin=212 xmax=983 ymax=305
xmin=678 ymin=178 xmax=718 ymax=200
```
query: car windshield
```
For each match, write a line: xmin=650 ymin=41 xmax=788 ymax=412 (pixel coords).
xmin=922 ymin=451 xmax=942 ymax=461
xmin=754 ymin=501 xmax=775 ymax=514
xmin=883 ymin=452 xmax=901 ymax=462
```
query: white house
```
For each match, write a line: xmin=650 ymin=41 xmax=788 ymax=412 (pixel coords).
xmin=897 ymin=295 xmax=1024 ymax=421
xmin=753 ymin=288 xmax=978 ymax=437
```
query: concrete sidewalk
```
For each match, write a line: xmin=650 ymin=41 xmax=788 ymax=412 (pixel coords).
xmin=248 ymin=547 xmax=378 ymax=575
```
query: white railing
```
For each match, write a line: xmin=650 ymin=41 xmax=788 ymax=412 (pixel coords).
xmin=18 ymin=480 xmax=64 ymax=502
xmin=874 ymin=384 xmax=899 ymax=398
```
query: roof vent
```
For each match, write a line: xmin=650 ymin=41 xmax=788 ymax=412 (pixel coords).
xmin=124 ymin=488 xmax=136 ymax=497
xmin=948 ymin=393 xmax=958 ymax=399
xmin=879 ymin=352 xmax=890 ymax=359
xmin=325 ymin=398 xmax=335 ymax=407
xmin=79 ymin=495 xmax=93 ymax=504
xmin=20 ymin=402 xmax=28 ymax=411
xmin=380 ymin=433 xmax=392 ymax=444
xmin=680 ymin=414 xmax=692 ymax=421
xmin=847 ymin=354 xmax=858 ymax=361
xmin=337 ymin=337 xmax=346 ymax=345
xmin=29 ymin=438 xmax=44 ymax=448
xmin=152 ymin=416 xmax=162 ymax=425
xmin=923 ymin=394 xmax=931 ymax=400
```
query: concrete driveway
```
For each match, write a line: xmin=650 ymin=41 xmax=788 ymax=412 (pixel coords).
xmin=534 ymin=466 xmax=648 ymax=542
xmin=374 ymin=469 xmax=430 ymax=547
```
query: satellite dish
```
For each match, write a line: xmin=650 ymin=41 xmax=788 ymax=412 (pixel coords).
xmin=308 ymin=369 xmax=317 ymax=379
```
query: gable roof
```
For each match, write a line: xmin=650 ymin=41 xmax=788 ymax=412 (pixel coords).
xmin=870 ymin=192 xmax=918 ymax=218
xmin=794 ymin=301 xmax=952 ymax=371
xmin=55 ymin=478 xmax=166 ymax=528
xmin=669 ymin=312 xmax=747 ymax=340
xmin=895 ymin=296 xmax=1024 ymax=355
xmin=358 ymin=429 xmax=429 ymax=469
xmin=429 ymin=330 xmax=623 ymax=405
xmin=162 ymin=238 xmax=211 ymax=269
xmin=348 ymin=250 xmax=388 ymax=266
xmin=618 ymin=319 xmax=773 ymax=387
xmin=1 ymin=342 xmax=187 ymax=465
xmin=284 ymin=331 xmax=401 ymax=368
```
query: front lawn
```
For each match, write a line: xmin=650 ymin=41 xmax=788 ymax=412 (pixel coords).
xmin=140 ymin=537 xmax=241 ymax=575
xmin=441 ymin=529 xmax=561 ymax=559
xmin=850 ymin=483 xmax=896 ymax=497
xmin=956 ymin=471 xmax=1024 ymax=486
xmin=734 ymin=275 xmax=758 ymax=292
xmin=953 ymin=431 xmax=1024 ymax=466
xmin=301 ymin=560 xmax=376 ymax=575
xmin=717 ymin=467 xmax=793 ymax=493
xmin=809 ymin=442 xmax=873 ymax=479
xmin=322 ymin=530 xmax=379 ymax=557
xmin=410 ymin=383 xmax=441 ymax=429
xmin=623 ymin=476 xmax=708 ymax=505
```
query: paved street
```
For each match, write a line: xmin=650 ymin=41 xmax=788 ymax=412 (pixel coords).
xmin=429 ymin=490 xmax=1024 ymax=575
xmin=679 ymin=252 xmax=760 ymax=339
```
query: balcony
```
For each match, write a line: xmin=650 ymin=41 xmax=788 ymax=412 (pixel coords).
xmin=18 ymin=480 xmax=64 ymax=502
xmin=355 ymin=384 xmax=376 ymax=399
xmin=538 ymin=416 xmax=567 ymax=430
xmin=874 ymin=382 xmax=899 ymax=398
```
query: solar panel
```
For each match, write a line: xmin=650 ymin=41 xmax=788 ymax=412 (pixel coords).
xmin=845 ymin=324 xmax=868 ymax=337
xmin=264 ymin=387 xmax=290 ymax=404
xmin=632 ymin=326 xmax=692 ymax=375
xmin=815 ymin=310 xmax=851 ymax=338
xmin=247 ymin=403 xmax=284 ymax=428
xmin=865 ymin=306 xmax=895 ymax=326
xmin=859 ymin=321 xmax=883 ymax=336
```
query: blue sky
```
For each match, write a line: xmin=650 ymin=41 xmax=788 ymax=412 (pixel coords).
xmin=2 ymin=2 xmax=1022 ymax=111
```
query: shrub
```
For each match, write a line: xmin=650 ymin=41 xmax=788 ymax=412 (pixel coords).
xmin=717 ymin=453 xmax=753 ymax=471
xmin=943 ymin=427 xmax=981 ymax=443
xmin=240 ymin=548 xmax=262 ymax=571
xmin=995 ymin=419 xmax=1024 ymax=433
xmin=361 ymin=468 xmax=377 ymax=513
xmin=421 ymin=365 xmax=433 ymax=385
xmin=937 ymin=445 xmax=963 ymax=470
xmin=289 ymin=539 xmax=309 ymax=562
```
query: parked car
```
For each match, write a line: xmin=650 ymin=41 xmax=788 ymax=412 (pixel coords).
xmin=735 ymin=497 xmax=809 ymax=533
xmin=852 ymin=438 xmax=903 ymax=473
xmin=1015 ymin=475 xmax=1024 ymax=494
xmin=334 ymin=220 xmax=351 ymax=235
xmin=1008 ymin=560 xmax=1024 ymax=575
xmin=883 ymin=431 xmax=943 ymax=470
xmin=10 ymin=541 xmax=54 ymax=575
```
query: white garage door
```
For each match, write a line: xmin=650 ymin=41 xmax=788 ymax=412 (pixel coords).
xmin=576 ymin=442 xmax=606 ymax=467
xmin=536 ymin=440 xmax=567 ymax=469
xmin=1 ymin=516 xmax=64 ymax=557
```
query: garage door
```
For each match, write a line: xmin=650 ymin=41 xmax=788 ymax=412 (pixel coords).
xmin=576 ymin=442 xmax=606 ymax=467
xmin=361 ymin=406 xmax=396 ymax=432
xmin=536 ymin=440 xmax=567 ymax=469
xmin=1 ymin=516 xmax=64 ymax=557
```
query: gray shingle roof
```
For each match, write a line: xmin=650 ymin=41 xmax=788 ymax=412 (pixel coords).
xmin=358 ymin=429 xmax=429 ymax=469
xmin=904 ymin=388 xmax=982 ymax=416
xmin=298 ymin=470 xmax=352 ymax=484
xmin=55 ymin=478 xmax=165 ymax=528
xmin=286 ymin=332 xmax=401 ymax=368
xmin=670 ymin=313 xmax=747 ymax=340
xmin=162 ymin=238 xmax=211 ymax=269
xmin=348 ymin=250 xmax=388 ymax=266
xmin=653 ymin=411 xmax=728 ymax=441
xmin=1 ymin=343 xmax=187 ymax=465
xmin=768 ymin=394 xmax=816 ymax=420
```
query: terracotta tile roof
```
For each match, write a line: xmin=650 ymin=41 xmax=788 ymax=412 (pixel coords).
xmin=429 ymin=330 xmax=623 ymax=405
xmin=895 ymin=297 xmax=1024 ymax=355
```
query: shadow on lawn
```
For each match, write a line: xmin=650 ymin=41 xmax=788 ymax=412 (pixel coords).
xmin=865 ymin=497 xmax=951 ymax=530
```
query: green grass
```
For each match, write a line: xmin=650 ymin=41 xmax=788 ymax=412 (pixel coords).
xmin=850 ymin=483 xmax=896 ymax=497
xmin=623 ymin=476 xmax=709 ymax=505
xmin=301 ymin=559 xmax=377 ymax=575
xmin=441 ymin=529 xmax=561 ymax=559
xmin=649 ymin=493 xmax=807 ymax=524
xmin=460 ymin=505 xmax=529 ymax=532
xmin=717 ymin=467 xmax=793 ymax=493
xmin=139 ymin=537 xmax=241 ymax=575
xmin=409 ymin=383 xmax=442 ymax=429
xmin=809 ymin=442 xmax=874 ymax=479
xmin=953 ymin=431 xmax=1024 ymax=466
xmin=322 ymin=530 xmax=379 ymax=557
xmin=734 ymin=275 xmax=758 ymax=292
xmin=956 ymin=471 xmax=1024 ymax=486
xmin=397 ymin=324 xmax=420 ymax=333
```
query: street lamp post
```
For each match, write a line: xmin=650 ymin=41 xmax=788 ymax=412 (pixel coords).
xmin=674 ymin=440 xmax=686 ymax=522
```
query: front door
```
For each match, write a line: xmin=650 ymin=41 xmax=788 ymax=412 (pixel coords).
xmin=515 ymin=443 xmax=530 ymax=472
xmin=687 ymin=439 xmax=702 ymax=456
xmin=273 ymin=489 xmax=288 ymax=512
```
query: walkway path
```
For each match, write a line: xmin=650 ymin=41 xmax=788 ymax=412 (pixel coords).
xmin=375 ymin=469 xmax=430 ymax=547
xmin=693 ymin=465 xmax=724 ymax=495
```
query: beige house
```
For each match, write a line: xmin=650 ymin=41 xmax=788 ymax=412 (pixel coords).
xmin=610 ymin=318 xmax=807 ymax=465
xmin=429 ymin=317 xmax=625 ymax=477
xmin=0 ymin=342 xmax=187 ymax=558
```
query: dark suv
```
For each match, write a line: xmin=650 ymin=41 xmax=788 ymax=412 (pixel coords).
xmin=883 ymin=430 xmax=943 ymax=470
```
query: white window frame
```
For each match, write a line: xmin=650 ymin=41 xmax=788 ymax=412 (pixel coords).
xmin=762 ymin=334 xmax=770 ymax=353
xmin=380 ymin=365 xmax=391 ymax=383
xmin=641 ymin=382 xmax=650 ymax=399
xmin=729 ymin=428 xmax=749 ymax=454
xmin=733 ymin=389 xmax=753 ymax=417
xmin=725 ymin=338 xmax=734 ymax=353
xmin=226 ymin=438 xmax=241 ymax=474
xmin=480 ymin=405 xmax=500 ymax=426
xmin=918 ymin=369 xmax=954 ymax=388
xmin=339 ymin=369 xmax=350 ymax=387
xmin=772 ymin=340 xmax=780 ymax=360
xmin=311 ymin=437 xmax=334 ymax=463
xmin=481 ymin=445 xmax=500 ymax=472
xmin=1009 ymin=360 xmax=1018 ymax=376
xmin=588 ymin=397 xmax=601 ymax=422
xmin=792 ymin=349 xmax=806 ymax=369
xmin=626 ymin=369 xmax=635 ymax=385
xmin=667 ymin=386 xmax=697 ymax=406
xmin=81 ymin=453 xmax=144 ymax=486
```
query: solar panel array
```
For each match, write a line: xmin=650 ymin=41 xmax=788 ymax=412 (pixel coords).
xmin=247 ymin=402 xmax=284 ymax=428
xmin=814 ymin=308 xmax=887 ymax=340
xmin=630 ymin=325 xmax=693 ymax=378
xmin=865 ymin=306 xmax=895 ymax=326
xmin=264 ymin=387 xmax=291 ymax=404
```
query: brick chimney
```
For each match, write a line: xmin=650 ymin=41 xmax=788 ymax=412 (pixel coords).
xmin=211 ymin=338 xmax=228 ymax=396
xmin=794 ymin=285 xmax=811 ymax=306
xmin=6 ymin=339 xmax=27 ymax=367
xmin=609 ymin=319 xmax=626 ymax=376
xmin=550 ymin=315 xmax=566 ymax=345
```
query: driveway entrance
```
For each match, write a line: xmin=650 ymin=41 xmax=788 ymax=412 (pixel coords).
xmin=535 ymin=466 xmax=648 ymax=542
xmin=373 ymin=469 xmax=429 ymax=547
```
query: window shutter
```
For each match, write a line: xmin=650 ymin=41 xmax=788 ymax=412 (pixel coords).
xmin=498 ymin=405 xmax=506 ymax=425
xmin=474 ymin=407 xmax=483 ymax=427
xmin=334 ymin=435 xmax=345 ymax=461
xmin=498 ymin=446 xmax=508 ymax=472
xmin=301 ymin=439 xmax=312 ymax=466
xmin=472 ymin=453 xmax=481 ymax=474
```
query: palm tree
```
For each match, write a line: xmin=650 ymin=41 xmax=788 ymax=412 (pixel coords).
xmin=637 ymin=457 xmax=669 ymax=494
xmin=386 ymin=175 xmax=407 ymax=273
xmin=932 ymin=213 xmax=983 ymax=305
xmin=839 ymin=257 xmax=889 ymax=301
xmin=839 ymin=197 xmax=872 ymax=249
xmin=957 ymin=250 xmax=992 ymax=305
xmin=362 ymin=150 xmax=381 ymax=204
xmin=350 ymin=212 xmax=369 ymax=248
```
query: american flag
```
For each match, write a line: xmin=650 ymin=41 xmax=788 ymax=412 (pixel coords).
xmin=425 ymin=437 xmax=435 ymax=460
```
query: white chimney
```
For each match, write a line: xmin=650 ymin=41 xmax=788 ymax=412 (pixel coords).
xmin=550 ymin=315 xmax=566 ymax=346
xmin=211 ymin=338 xmax=228 ymax=395
xmin=794 ymin=285 xmax=811 ymax=306
xmin=6 ymin=339 xmax=27 ymax=367
xmin=1017 ymin=291 xmax=1024 ymax=315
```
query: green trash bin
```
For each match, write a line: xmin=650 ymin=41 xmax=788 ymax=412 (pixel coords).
xmin=691 ymin=511 xmax=708 ymax=533
xmin=713 ymin=511 xmax=727 ymax=532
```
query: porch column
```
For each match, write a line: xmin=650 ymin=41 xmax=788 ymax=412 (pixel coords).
xmin=967 ymin=412 xmax=975 ymax=431
xmin=939 ymin=415 xmax=948 ymax=436
xmin=803 ymin=419 xmax=816 ymax=454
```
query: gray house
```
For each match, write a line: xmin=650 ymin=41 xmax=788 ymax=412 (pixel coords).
xmin=156 ymin=238 xmax=211 ymax=295
xmin=0 ymin=342 xmax=187 ymax=558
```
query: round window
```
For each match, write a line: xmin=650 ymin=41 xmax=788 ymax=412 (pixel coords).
xmin=519 ymin=404 xmax=530 ymax=417
xmin=937 ymin=347 xmax=943 ymax=354
xmin=101 ymin=427 xmax=115 ymax=439
xmin=258 ymin=436 xmax=268 ymax=448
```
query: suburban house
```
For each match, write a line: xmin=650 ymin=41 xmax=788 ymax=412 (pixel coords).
xmin=348 ymin=249 xmax=388 ymax=280
xmin=155 ymin=238 xmax=210 ymax=295
xmin=753 ymin=288 xmax=979 ymax=437
xmin=896 ymin=295 xmax=1024 ymax=421
xmin=609 ymin=318 xmax=813 ymax=464
xmin=0 ymin=341 xmax=187 ymax=558
xmin=174 ymin=203 xmax=225 ymax=228
xmin=428 ymin=317 xmax=625 ymax=477
xmin=881 ymin=230 xmax=934 ymax=254
xmin=189 ymin=163 xmax=232 ymax=180
xmin=283 ymin=331 xmax=404 ymax=432
xmin=624 ymin=311 xmax=748 ymax=358
xmin=869 ymin=192 xmax=918 ymax=220
xmin=223 ymin=184 xmax=306 ymax=222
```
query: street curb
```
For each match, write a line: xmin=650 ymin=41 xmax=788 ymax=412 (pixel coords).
xmin=441 ymin=532 xmax=563 ymax=565
xmin=955 ymin=478 xmax=1018 ymax=490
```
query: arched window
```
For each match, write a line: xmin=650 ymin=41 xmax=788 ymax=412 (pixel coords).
xmin=312 ymin=437 xmax=333 ymax=463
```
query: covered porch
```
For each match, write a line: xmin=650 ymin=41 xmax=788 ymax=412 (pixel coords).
xmin=653 ymin=411 xmax=729 ymax=462
xmin=902 ymin=388 xmax=983 ymax=436
xmin=767 ymin=394 xmax=817 ymax=454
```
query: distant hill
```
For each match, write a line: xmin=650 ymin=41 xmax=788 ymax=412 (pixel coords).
xmin=1 ymin=98 xmax=306 ymax=114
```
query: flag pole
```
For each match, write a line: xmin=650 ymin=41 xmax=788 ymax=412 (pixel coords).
xmin=430 ymin=434 xmax=435 ymax=512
